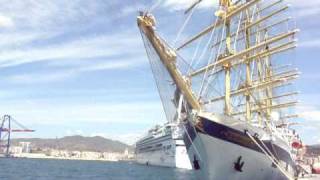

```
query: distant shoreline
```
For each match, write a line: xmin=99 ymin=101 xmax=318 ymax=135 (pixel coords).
xmin=8 ymin=153 xmax=134 ymax=162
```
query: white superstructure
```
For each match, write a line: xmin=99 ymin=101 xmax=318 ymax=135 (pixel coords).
xmin=135 ymin=123 xmax=192 ymax=169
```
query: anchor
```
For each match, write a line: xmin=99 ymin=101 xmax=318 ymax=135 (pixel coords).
xmin=234 ymin=156 xmax=245 ymax=172
xmin=193 ymin=154 xmax=200 ymax=170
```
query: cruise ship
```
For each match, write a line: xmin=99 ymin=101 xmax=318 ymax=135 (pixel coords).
xmin=135 ymin=122 xmax=192 ymax=169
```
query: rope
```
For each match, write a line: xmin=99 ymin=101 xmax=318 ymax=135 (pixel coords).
xmin=229 ymin=12 xmax=244 ymax=109
xmin=193 ymin=17 xmax=220 ymax=70
xmin=173 ymin=5 xmax=197 ymax=47
xmin=199 ymin=17 xmax=226 ymax=98
xmin=250 ymin=4 xmax=257 ymax=22
xmin=245 ymin=131 xmax=294 ymax=180
xmin=148 ymin=0 xmax=163 ymax=13
xmin=233 ymin=12 xmax=243 ymax=51
xmin=11 ymin=117 xmax=30 ymax=130
xmin=140 ymin=30 xmax=176 ymax=122
xmin=177 ymin=94 xmax=184 ymax=121
xmin=255 ymin=134 xmax=282 ymax=165
xmin=249 ymin=4 xmax=258 ymax=81
xmin=188 ymin=36 xmax=203 ymax=73
xmin=182 ymin=121 xmax=203 ymax=162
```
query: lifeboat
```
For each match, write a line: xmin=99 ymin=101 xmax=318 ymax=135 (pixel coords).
xmin=312 ymin=163 xmax=320 ymax=174
xmin=292 ymin=140 xmax=303 ymax=149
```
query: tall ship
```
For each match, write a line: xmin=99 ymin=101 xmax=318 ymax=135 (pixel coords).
xmin=135 ymin=122 xmax=192 ymax=169
xmin=138 ymin=0 xmax=302 ymax=179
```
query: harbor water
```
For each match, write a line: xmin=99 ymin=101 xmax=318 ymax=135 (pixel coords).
xmin=0 ymin=158 xmax=197 ymax=180
xmin=1 ymin=158 xmax=320 ymax=180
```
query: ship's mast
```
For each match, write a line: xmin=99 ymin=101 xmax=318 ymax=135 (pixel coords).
xmin=137 ymin=14 xmax=202 ymax=111
xmin=139 ymin=0 xmax=299 ymax=127
xmin=216 ymin=0 xmax=234 ymax=116
xmin=265 ymin=46 xmax=273 ymax=121
xmin=217 ymin=0 xmax=254 ymax=117
xmin=183 ymin=0 xmax=299 ymax=124
xmin=244 ymin=10 xmax=252 ymax=122
xmin=224 ymin=19 xmax=232 ymax=116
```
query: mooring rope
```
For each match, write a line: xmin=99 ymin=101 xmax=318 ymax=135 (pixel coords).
xmin=245 ymin=130 xmax=294 ymax=180
xmin=182 ymin=122 xmax=203 ymax=162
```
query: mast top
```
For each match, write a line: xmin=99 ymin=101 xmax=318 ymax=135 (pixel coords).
xmin=137 ymin=12 xmax=202 ymax=112
xmin=219 ymin=0 xmax=232 ymax=7
xmin=215 ymin=0 xmax=236 ymax=18
xmin=137 ymin=12 xmax=156 ymax=28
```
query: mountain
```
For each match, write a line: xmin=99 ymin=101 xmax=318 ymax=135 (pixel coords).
xmin=12 ymin=135 xmax=132 ymax=153
xmin=306 ymin=144 xmax=320 ymax=157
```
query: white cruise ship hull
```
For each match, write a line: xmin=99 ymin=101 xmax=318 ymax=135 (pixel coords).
xmin=135 ymin=139 xmax=192 ymax=169
xmin=135 ymin=126 xmax=192 ymax=169
xmin=183 ymin=116 xmax=296 ymax=180
xmin=135 ymin=147 xmax=175 ymax=167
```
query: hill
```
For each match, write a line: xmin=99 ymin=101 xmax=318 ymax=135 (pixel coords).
xmin=12 ymin=135 xmax=132 ymax=153
xmin=306 ymin=144 xmax=320 ymax=157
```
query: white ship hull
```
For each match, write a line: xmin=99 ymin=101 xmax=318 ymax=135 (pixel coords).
xmin=175 ymin=139 xmax=193 ymax=169
xmin=135 ymin=125 xmax=192 ymax=169
xmin=183 ymin=115 xmax=296 ymax=180
xmin=135 ymin=138 xmax=192 ymax=169
xmin=135 ymin=147 xmax=175 ymax=167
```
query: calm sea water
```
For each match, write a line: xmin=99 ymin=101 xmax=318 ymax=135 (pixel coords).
xmin=0 ymin=158 xmax=197 ymax=180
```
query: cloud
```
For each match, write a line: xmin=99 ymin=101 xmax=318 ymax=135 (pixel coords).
xmin=160 ymin=0 xmax=320 ymax=17
xmin=0 ymin=0 xmax=109 ymax=29
xmin=0 ymin=0 xmax=140 ymax=32
xmin=78 ymin=58 xmax=144 ymax=72
xmin=295 ymin=103 xmax=320 ymax=144
xmin=289 ymin=0 xmax=320 ymax=9
xmin=120 ymin=3 xmax=146 ymax=17
xmin=161 ymin=0 xmax=318 ymax=12
xmin=0 ymin=31 xmax=56 ymax=50
xmin=298 ymin=94 xmax=320 ymax=110
xmin=0 ymin=31 xmax=143 ymax=67
xmin=0 ymin=30 xmax=147 ymax=85
xmin=0 ymin=100 xmax=165 ymax=125
xmin=297 ymin=104 xmax=320 ymax=131
xmin=300 ymin=110 xmax=320 ymax=122
xmin=5 ymin=57 xmax=145 ymax=84
xmin=90 ymin=132 xmax=143 ymax=145
xmin=0 ymin=14 xmax=14 ymax=27
xmin=162 ymin=0 xmax=218 ymax=11
xmin=7 ymin=72 xmax=74 ymax=84
xmin=0 ymin=0 xmax=145 ymax=68
xmin=66 ymin=129 xmax=84 ymax=136
xmin=289 ymin=0 xmax=320 ymax=18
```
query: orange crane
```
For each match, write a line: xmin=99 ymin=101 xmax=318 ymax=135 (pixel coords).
xmin=0 ymin=115 xmax=35 ymax=157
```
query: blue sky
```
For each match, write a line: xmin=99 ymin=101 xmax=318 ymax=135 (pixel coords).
xmin=0 ymin=0 xmax=319 ymax=145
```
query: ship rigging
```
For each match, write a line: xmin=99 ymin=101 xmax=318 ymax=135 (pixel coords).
xmin=138 ymin=0 xmax=301 ymax=179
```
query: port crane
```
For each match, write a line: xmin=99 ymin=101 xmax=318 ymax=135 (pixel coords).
xmin=0 ymin=115 xmax=35 ymax=157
